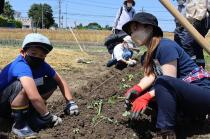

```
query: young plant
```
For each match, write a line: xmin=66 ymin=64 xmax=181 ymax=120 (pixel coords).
xmin=127 ymin=74 xmax=134 ymax=81
xmin=108 ymin=95 xmax=117 ymax=106
xmin=122 ymin=111 xmax=131 ymax=117
xmin=88 ymin=99 xmax=118 ymax=127
xmin=119 ymin=78 xmax=131 ymax=90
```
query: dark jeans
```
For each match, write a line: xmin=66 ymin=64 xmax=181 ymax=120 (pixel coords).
xmin=174 ymin=17 xmax=210 ymax=68
xmin=154 ymin=76 xmax=210 ymax=130
xmin=0 ymin=77 xmax=57 ymax=118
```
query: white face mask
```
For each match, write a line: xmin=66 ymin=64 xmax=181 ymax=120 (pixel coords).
xmin=131 ymin=27 xmax=153 ymax=46
xmin=127 ymin=3 xmax=132 ymax=8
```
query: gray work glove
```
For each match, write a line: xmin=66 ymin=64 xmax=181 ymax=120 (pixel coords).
xmin=39 ymin=112 xmax=62 ymax=128
xmin=64 ymin=100 xmax=79 ymax=116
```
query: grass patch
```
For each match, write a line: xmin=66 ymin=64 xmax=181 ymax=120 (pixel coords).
xmin=0 ymin=47 xmax=95 ymax=71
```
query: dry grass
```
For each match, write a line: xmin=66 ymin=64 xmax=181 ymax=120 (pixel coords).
xmin=0 ymin=28 xmax=111 ymax=43
xmin=0 ymin=47 xmax=95 ymax=71
xmin=1 ymin=28 xmax=210 ymax=43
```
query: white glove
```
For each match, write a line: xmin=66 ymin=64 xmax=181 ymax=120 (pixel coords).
xmin=127 ymin=60 xmax=137 ymax=66
xmin=52 ymin=114 xmax=62 ymax=126
xmin=64 ymin=100 xmax=79 ymax=116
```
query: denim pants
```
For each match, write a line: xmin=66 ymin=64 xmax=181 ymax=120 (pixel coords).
xmin=154 ymin=76 xmax=210 ymax=130
xmin=122 ymin=49 xmax=133 ymax=60
xmin=174 ymin=16 xmax=210 ymax=68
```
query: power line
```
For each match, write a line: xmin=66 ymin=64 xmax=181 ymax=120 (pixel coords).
xmin=67 ymin=1 xmax=118 ymax=10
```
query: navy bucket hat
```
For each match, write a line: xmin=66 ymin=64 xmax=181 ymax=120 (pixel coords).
xmin=122 ymin=12 xmax=163 ymax=37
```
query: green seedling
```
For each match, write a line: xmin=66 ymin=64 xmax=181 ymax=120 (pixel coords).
xmin=127 ymin=74 xmax=134 ymax=81
xmin=122 ymin=111 xmax=131 ymax=117
xmin=94 ymin=115 xmax=118 ymax=127
xmin=89 ymin=99 xmax=118 ymax=127
xmin=108 ymin=95 xmax=117 ymax=106
xmin=89 ymin=99 xmax=103 ymax=125
xmin=119 ymin=83 xmax=131 ymax=90
xmin=87 ymin=99 xmax=103 ymax=113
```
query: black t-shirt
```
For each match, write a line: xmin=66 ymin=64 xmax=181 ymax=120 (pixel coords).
xmin=154 ymin=38 xmax=198 ymax=79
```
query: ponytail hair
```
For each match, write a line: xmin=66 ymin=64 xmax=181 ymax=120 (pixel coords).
xmin=143 ymin=37 xmax=161 ymax=76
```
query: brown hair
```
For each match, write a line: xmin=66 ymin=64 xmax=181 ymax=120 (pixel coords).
xmin=143 ymin=36 xmax=161 ymax=75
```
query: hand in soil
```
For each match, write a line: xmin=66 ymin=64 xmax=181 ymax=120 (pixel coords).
xmin=64 ymin=100 xmax=79 ymax=116
xmin=131 ymin=92 xmax=152 ymax=120
xmin=40 ymin=113 xmax=62 ymax=127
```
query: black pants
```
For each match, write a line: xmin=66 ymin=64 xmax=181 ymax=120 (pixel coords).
xmin=0 ymin=77 xmax=57 ymax=118
xmin=154 ymin=76 xmax=210 ymax=130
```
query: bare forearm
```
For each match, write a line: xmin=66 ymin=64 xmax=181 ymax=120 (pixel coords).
xmin=58 ymin=80 xmax=73 ymax=101
xmin=55 ymin=73 xmax=73 ymax=102
xmin=137 ymin=74 xmax=155 ymax=91
xmin=30 ymin=98 xmax=48 ymax=115
xmin=20 ymin=77 xmax=49 ymax=116
xmin=148 ymin=89 xmax=155 ymax=97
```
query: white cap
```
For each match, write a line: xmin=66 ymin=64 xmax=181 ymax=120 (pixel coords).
xmin=22 ymin=33 xmax=53 ymax=53
xmin=123 ymin=36 xmax=135 ymax=48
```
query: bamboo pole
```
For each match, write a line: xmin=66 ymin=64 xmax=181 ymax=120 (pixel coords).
xmin=159 ymin=0 xmax=210 ymax=55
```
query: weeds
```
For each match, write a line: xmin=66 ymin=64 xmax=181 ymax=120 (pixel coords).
xmin=126 ymin=74 xmax=134 ymax=81
xmin=119 ymin=78 xmax=131 ymax=90
xmin=87 ymin=99 xmax=118 ymax=127
xmin=108 ymin=95 xmax=117 ymax=106
xmin=119 ymin=73 xmax=137 ymax=90
xmin=122 ymin=111 xmax=131 ymax=117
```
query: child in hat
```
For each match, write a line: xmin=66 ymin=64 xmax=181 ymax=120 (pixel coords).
xmin=0 ymin=33 xmax=79 ymax=138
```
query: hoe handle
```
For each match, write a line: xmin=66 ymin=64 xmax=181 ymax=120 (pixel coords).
xmin=159 ymin=0 xmax=210 ymax=55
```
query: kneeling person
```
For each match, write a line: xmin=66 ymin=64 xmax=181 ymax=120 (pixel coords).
xmin=0 ymin=33 xmax=79 ymax=138
xmin=107 ymin=36 xmax=138 ymax=70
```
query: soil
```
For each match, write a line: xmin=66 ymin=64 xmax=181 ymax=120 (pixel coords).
xmin=1 ymin=52 xmax=210 ymax=139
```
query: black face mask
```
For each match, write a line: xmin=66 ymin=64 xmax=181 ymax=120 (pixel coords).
xmin=25 ymin=54 xmax=44 ymax=69
xmin=126 ymin=7 xmax=132 ymax=12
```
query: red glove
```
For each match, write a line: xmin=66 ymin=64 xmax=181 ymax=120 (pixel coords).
xmin=125 ymin=85 xmax=142 ymax=101
xmin=131 ymin=92 xmax=153 ymax=120
xmin=124 ymin=85 xmax=142 ymax=110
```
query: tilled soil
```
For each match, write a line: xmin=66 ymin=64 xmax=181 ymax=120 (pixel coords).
xmin=40 ymin=64 xmax=210 ymax=139
xmin=40 ymin=64 xmax=157 ymax=139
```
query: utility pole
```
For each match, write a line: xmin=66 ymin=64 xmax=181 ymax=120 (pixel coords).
xmin=66 ymin=4 xmax=67 ymax=28
xmin=42 ymin=4 xmax=44 ymax=29
xmin=58 ymin=0 xmax=61 ymax=28
xmin=61 ymin=15 xmax=63 ymax=28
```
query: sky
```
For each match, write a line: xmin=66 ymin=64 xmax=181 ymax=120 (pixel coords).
xmin=8 ymin=0 xmax=178 ymax=32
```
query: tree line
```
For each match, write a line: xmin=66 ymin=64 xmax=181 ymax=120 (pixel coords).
xmin=0 ymin=1 xmax=111 ymax=30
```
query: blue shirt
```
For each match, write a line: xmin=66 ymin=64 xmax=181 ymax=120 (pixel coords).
xmin=0 ymin=55 xmax=56 ymax=92
xmin=154 ymin=38 xmax=198 ymax=79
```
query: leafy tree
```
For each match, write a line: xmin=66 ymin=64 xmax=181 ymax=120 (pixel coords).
xmin=86 ymin=22 xmax=102 ymax=30
xmin=28 ymin=3 xmax=54 ymax=29
xmin=1 ymin=1 xmax=14 ymax=19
